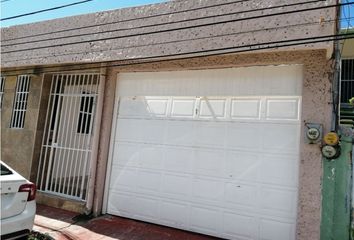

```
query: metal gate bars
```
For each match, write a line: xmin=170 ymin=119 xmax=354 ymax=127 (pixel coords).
xmin=37 ymin=73 xmax=101 ymax=201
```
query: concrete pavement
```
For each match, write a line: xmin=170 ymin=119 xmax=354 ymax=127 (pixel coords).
xmin=34 ymin=204 xmax=221 ymax=240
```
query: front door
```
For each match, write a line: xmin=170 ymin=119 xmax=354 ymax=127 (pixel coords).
xmin=37 ymin=73 xmax=100 ymax=201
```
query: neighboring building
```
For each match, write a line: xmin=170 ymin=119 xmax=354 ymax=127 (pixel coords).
xmin=340 ymin=34 xmax=354 ymax=127
xmin=339 ymin=30 xmax=354 ymax=239
xmin=0 ymin=1 xmax=342 ymax=239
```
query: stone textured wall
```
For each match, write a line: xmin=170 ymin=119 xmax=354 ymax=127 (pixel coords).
xmin=0 ymin=74 xmax=43 ymax=178
xmin=29 ymin=74 xmax=52 ymax=182
xmin=1 ymin=0 xmax=335 ymax=68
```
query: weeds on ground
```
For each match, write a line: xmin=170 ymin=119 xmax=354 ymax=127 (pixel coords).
xmin=27 ymin=231 xmax=53 ymax=240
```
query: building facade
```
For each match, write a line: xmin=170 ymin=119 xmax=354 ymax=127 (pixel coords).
xmin=0 ymin=1 xmax=341 ymax=239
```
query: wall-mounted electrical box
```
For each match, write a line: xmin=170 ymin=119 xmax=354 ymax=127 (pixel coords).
xmin=304 ymin=123 xmax=323 ymax=144
xmin=321 ymin=131 xmax=341 ymax=160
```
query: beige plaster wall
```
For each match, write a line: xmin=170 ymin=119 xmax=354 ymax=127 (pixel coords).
xmin=1 ymin=0 xmax=335 ymax=68
xmin=0 ymin=74 xmax=43 ymax=179
xmin=342 ymin=38 xmax=354 ymax=58
xmin=93 ymin=49 xmax=332 ymax=240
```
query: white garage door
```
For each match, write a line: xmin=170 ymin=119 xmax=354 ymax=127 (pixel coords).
xmin=106 ymin=65 xmax=302 ymax=240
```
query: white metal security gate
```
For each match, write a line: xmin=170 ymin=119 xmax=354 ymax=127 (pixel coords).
xmin=37 ymin=73 xmax=101 ymax=201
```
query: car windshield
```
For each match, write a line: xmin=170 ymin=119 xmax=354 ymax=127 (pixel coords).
xmin=0 ymin=164 xmax=13 ymax=176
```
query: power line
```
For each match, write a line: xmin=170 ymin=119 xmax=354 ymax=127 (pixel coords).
xmin=107 ymin=34 xmax=354 ymax=69
xmin=2 ymin=32 xmax=354 ymax=76
xmin=0 ymin=0 xmax=94 ymax=21
xmin=8 ymin=16 xmax=353 ymax=64
xmin=2 ymin=0 xmax=324 ymax=46
xmin=3 ymin=1 xmax=351 ymax=54
xmin=1 ymin=0 xmax=12 ymax=3
xmin=344 ymin=0 xmax=353 ymax=28
xmin=1 ymin=1 xmax=352 ymax=74
xmin=1 ymin=0 xmax=253 ymax=41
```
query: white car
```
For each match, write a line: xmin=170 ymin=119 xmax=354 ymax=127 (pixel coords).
xmin=0 ymin=161 xmax=36 ymax=240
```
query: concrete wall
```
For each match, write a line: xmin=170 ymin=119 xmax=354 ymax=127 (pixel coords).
xmin=0 ymin=74 xmax=43 ymax=178
xmin=92 ymin=49 xmax=333 ymax=240
xmin=30 ymin=74 xmax=52 ymax=182
xmin=342 ymin=38 xmax=354 ymax=58
xmin=1 ymin=0 xmax=335 ymax=68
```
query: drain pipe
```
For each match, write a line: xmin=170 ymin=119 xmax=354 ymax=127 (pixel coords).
xmin=331 ymin=0 xmax=341 ymax=132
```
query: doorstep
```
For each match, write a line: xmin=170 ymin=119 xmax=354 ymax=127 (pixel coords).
xmin=34 ymin=204 xmax=221 ymax=240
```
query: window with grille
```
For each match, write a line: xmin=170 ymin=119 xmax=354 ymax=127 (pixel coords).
xmin=10 ymin=75 xmax=31 ymax=129
xmin=0 ymin=76 xmax=5 ymax=110
xmin=77 ymin=91 xmax=95 ymax=134
xmin=340 ymin=59 xmax=354 ymax=104
xmin=340 ymin=59 xmax=354 ymax=127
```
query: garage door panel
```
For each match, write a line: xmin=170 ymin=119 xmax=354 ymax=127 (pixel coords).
xmin=231 ymin=98 xmax=261 ymax=120
xmin=161 ymin=173 xmax=192 ymax=198
xmin=192 ymin=177 xmax=225 ymax=202
xmin=110 ymin=192 xmax=160 ymax=222
xmin=139 ymin=119 xmax=166 ymax=143
xmin=107 ymin=193 xmax=133 ymax=215
xmin=195 ymin=122 xmax=226 ymax=147
xmin=266 ymin=98 xmax=300 ymax=120
xmin=226 ymin=123 xmax=262 ymax=150
xmin=160 ymin=201 xmax=190 ymax=228
xmin=194 ymin=149 xmax=225 ymax=177
xmin=171 ymin=97 xmax=196 ymax=117
xmin=138 ymin=145 xmax=164 ymax=169
xmin=116 ymin=119 xmax=167 ymax=143
xmin=117 ymin=66 xmax=302 ymax=97
xmin=262 ymin=66 xmax=302 ymax=96
xmin=111 ymin=194 xmax=160 ymax=223
xmin=115 ymin=118 xmax=143 ymax=142
xmin=118 ymin=97 xmax=149 ymax=117
xmin=262 ymin=124 xmax=300 ymax=153
xmin=224 ymin=151 xmax=260 ymax=181
xmin=223 ymin=212 xmax=256 ymax=239
xmin=190 ymin=206 xmax=222 ymax=235
xmin=112 ymin=143 xmax=140 ymax=167
xmin=136 ymin=170 xmax=161 ymax=193
xmin=109 ymin=166 xmax=136 ymax=191
xmin=260 ymin=187 xmax=298 ymax=218
xmin=134 ymin=196 xmax=160 ymax=221
xmin=119 ymin=96 xmax=170 ymax=118
xmin=112 ymin=143 xmax=164 ymax=171
xmin=224 ymin=182 xmax=257 ymax=208
xmin=260 ymin=218 xmax=295 ymax=240
xmin=163 ymin=147 xmax=194 ymax=174
xmin=165 ymin=121 xmax=196 ymax=146
xmin=199 ymin=98 xmax=227 ymax=119
xmin=260 ymin=154 xmax=299 ymax=187
xmin=146 ymin=97 xmax=170 ymax=117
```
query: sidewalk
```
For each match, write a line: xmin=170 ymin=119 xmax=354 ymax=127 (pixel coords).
xmin=34 ymin=204 xmax=220 ymax=240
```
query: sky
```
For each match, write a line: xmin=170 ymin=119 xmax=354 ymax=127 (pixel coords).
xmin=0 ymin=0 xmax=353 ymax=28
xmin=0 ymin=0 xmax=167 ymax=27
xmin=341 ymin=0 xmax=354 ymax=29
